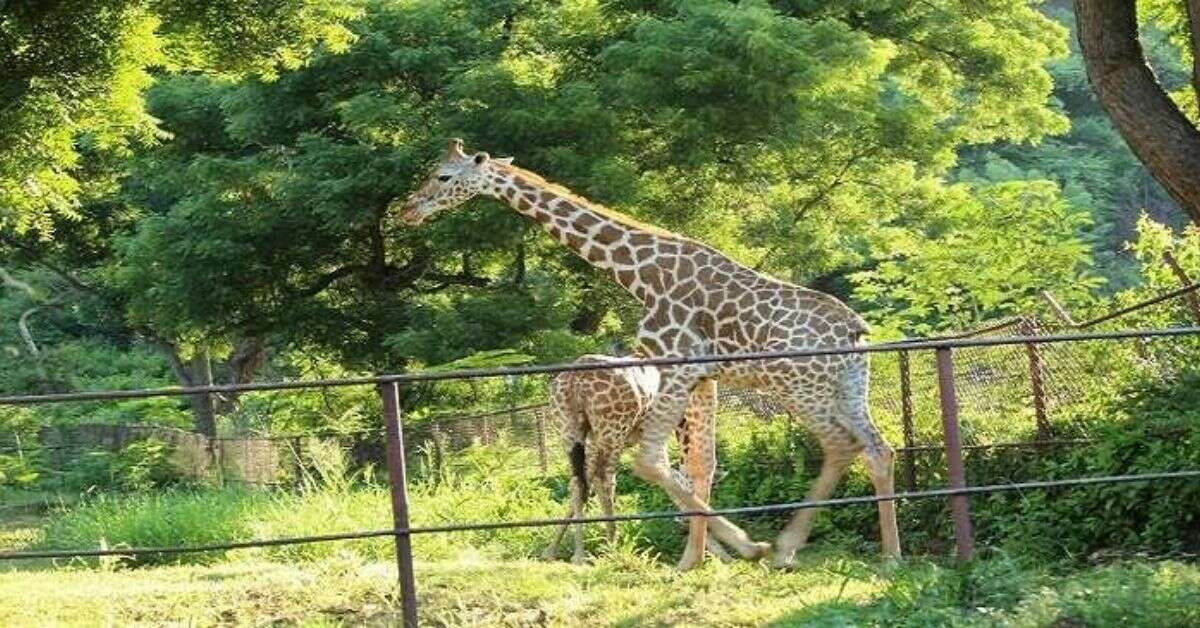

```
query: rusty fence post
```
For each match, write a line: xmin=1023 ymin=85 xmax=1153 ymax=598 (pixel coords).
xmin=935 ymin=347 xmax=974 ymax=562
xmin=1020 ymin=319 xmax=1052 ymax=441
xmin=379 ymin=381 xmax=419 ymax=628
xmin=898 ymin=350 xmax=917 ymax=492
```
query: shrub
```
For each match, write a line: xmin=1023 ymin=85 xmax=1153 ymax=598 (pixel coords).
xmin=63 ymin=438 xmax=184 ymax=493
xmin=982 ymin=369 xmax=1200 ymax=559
xmin=0 ymin=406 xmax=41 ymax=488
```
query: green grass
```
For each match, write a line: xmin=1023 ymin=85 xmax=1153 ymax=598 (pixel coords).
xmin=1 ymin=547 xmax=1198 ymax=626
xmin=5 ymin=481 xmax=1200 ymax=626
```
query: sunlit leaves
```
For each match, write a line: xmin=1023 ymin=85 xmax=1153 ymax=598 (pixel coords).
xmin=851 ymin=180 xmax=1101 ymax=334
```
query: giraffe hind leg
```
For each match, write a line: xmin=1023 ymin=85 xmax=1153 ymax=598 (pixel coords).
xmin=771 ymin=430 xmax=857 ymax=569
xmin=839 ymin=359 xmax=902 ymax=559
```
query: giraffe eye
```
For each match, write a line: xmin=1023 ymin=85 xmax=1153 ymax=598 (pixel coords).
xmin=437 ymin=175 xmax=452 ymax=182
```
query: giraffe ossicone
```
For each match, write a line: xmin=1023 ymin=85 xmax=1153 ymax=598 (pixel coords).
xmin=399 ymin=139 xmax=901 ymax=569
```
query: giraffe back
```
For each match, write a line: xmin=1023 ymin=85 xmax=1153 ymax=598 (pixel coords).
xmin=550 ymin=354 xmax=659 ymax=452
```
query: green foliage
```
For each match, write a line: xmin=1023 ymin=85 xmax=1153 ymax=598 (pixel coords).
xmin=63 ymin=438 xmax=183 ymax=493
xmin=957 ymin=7 xmax=1191 ymax=285
xmin=0 ymin=0 xmax=359 ymax=235
xmin=851 ymin=180 xmax=1100 ymax=334
xmin=2 ymin=0 xmax=1080 ymax=396
xmin=0 ymin=406 xmax=40 ymax=487
xmin=983 ymin=369 xmax=1200 ymax=560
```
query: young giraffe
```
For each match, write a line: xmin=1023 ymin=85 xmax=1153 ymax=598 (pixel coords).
xmin=541 ymin=354 xmax=732 ymax=564
xmin=398 ymin=140 xmax=900 ymax=569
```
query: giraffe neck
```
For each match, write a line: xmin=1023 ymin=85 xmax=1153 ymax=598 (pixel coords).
xmin=483 ymin=166 xmax=699 ymax=306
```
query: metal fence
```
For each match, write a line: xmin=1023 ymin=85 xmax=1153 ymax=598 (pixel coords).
xmin=3 ymin=326 xmax=1200 ymax=628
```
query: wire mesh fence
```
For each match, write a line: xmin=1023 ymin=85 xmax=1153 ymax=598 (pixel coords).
xmin=4 ymin=309 xmax=1198 ymax=490
xmin=3 ymin=325 xmax=1200 ymax=628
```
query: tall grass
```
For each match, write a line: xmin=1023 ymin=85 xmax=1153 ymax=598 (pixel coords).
xmin=34 ymin=437 xmax=579 ymax=566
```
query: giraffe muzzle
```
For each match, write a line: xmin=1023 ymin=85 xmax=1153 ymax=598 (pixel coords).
xmin=399 ymin=207 xmax=424 ymax=226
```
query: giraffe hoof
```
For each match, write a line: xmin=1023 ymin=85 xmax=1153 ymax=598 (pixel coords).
xmin=540 ymin=547 xmax=559 ymax=562
xmin=675 ymin=555 xmax=704 ymax=571
xmin=769 ymin=545 xmax=799 ymax=570
xmin=749 ymin=542 xmax=773 ymax=560
xmin=770 ymin=555 xmax=797 ymax=571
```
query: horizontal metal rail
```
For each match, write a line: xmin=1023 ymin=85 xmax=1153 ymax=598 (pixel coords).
xmin=0 ymin=436 xmax=1094 ymax=457
xmin=1075 ymin=282 xmax=1200 ymax=329
xmin=2 ymin=326 xmax=1198 ymax=406
xmin=3 ymin=469 xmax=1196 ymax=562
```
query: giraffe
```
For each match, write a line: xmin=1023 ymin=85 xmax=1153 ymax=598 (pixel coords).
xmin=397 ymin=140 xmax=901 ymax=569
xmin=540 ymin=354 xmax=732 ymax=564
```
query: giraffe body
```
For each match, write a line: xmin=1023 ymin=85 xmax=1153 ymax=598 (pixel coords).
xmin=541 ymin=354 xmax=731 ymax=564
xmin=400 ymin=140 xmax=901 ymax=569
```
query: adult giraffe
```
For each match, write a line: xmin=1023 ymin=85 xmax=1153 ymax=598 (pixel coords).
xmin=397 ymin=139 xmax=900 ymax=569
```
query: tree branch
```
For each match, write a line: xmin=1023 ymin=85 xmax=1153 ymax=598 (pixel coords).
xmin=2 ymin=267 xmax=65 ymax=357
xmin=752 ymin=146 xmax=877 ymax=271
xmin=0 ymin=234 xmax=99 ymax=295
xmin=16 ymin=307 xmax=42 ymax=356
xmin=290 ymin=264 xmax=364 ymax=299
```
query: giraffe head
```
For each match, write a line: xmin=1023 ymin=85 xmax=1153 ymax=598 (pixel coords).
xmin=397 ymin=138 xmax=512 ymax=226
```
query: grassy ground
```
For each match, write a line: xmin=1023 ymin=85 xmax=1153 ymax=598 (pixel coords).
xmin=2 ymin=547 xmax=1200 ymax=626
xmin=3 ymin=493 xmax=1199 ymax=628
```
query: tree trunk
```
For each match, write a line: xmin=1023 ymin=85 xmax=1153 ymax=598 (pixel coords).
xmin=162 ymin=344 xmax=218 ymax=438
xmin=1074 ymin=0 xmax=1200 ymax=225
xmin=214 ymin=336 xmax=266 ymax=415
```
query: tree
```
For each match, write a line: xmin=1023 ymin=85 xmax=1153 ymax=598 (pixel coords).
xmin=1073 ymin=0 xmax=1200 ymax=225
xmin=1 ymin=0 xmax=357 ymax=435
xmin=0 ymin=0 xmax=357 ymax=236
xmin=850 ymin=180 xmax=1100 ymax=335
xmin=3 ymin=0 xmax=1091 ymax=430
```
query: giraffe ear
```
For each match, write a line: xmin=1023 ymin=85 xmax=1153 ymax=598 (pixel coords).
xmin=493 ymin=157 xmax=514 ymax=166
xmin=473 ymin=151 xmax=490 ymax=165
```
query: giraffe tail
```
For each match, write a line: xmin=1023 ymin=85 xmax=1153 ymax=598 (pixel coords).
xmin=566 ymin=375 xmax=589 ymax=501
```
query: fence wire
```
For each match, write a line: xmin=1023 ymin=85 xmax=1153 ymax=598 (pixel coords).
xmin=3 ymin=469 xmax=1197 ymax=562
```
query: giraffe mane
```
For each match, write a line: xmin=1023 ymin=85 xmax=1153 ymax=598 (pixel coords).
xmin=496 ymin=164 xmax=693 ymax=241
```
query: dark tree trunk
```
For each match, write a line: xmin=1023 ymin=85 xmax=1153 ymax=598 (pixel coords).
xmin=1074 ymin=0 xmax=1200 ymax=225
xmin=214 ymin=336 xmax=266 ymax=415
xmin=163 ymin=344 xmax=217 ymax=438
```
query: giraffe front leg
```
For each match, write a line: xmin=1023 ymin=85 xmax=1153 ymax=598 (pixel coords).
xmin=630 ymin=369 xmax=764 ymax=569
xmin=682 ymin=379 xmax=769 ymax=563
xmin=771 ymin=437 xmax=855 ymax=569
xmin=630 ymin=373 xmax=706 ymax=570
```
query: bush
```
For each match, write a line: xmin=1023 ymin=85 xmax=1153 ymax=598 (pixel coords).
xmin=981 ymin=369 xmax=1200 ymax=559
xmin=63 ymin=438 xmax=184 ymax=493
xmin=0 ymin=406 xmax=41 ymax=488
